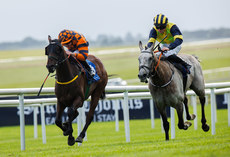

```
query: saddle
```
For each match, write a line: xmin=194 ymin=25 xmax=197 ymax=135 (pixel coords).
xmin=69 ymin=56 xmax=100 ymax=84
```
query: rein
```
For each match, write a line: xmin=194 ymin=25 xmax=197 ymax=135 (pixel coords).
xmin=154 ymin=52 xmax=163 ymax=71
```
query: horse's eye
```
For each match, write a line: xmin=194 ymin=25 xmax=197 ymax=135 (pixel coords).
xmin=55 ymin=46 xmax=62 ymax=54
xmin=149 ymin=57 xmax=153 ymax=62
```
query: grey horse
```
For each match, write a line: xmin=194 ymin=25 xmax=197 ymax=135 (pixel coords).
xmin=138 ymin=41 xmax=209 ymax=140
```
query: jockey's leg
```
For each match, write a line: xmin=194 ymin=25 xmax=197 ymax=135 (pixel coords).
xmin=80 ymin=60 xmax=95 ymax=77
xmin=162 ymin=45 xmax=191 ymax=74
xmin=168 ymin=54 xmax=191 ymax=74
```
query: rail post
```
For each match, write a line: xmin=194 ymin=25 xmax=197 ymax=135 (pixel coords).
xmin=114 ymin=99 xmax=120 ymax=131
xmin=33 ymin=106 xmax=38 ymax=138
xmin=123 ymin=90 xmax=130 ymax=142
xmin=191 ymin=95 xmax=197 ymax=130
xmin=40 ymin=103 xmax=46 ymax=144
xmin=19 ymin=94 xmax=25 ymax=151
xmin=149 ymin=99 xmax=155 ymax=129
xmin=170 ymin=107 xmax=175 ymax=139
xmin=210 ymin=88 xmax=216 ymax=135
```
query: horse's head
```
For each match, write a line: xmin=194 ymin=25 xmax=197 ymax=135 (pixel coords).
xmin=138 ymin=41 xmax=155 ymax=83
xmin=45 ymin=35 xmax=67 ymax=73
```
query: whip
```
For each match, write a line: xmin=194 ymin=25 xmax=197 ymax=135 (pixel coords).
xmin=152 ymin=35 xmax=167 ymax=52
xmin=37 ymin=72 xmax=50 ymax=96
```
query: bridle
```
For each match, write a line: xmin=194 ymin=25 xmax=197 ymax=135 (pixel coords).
xmin=139 ymin=50 xmax=154 ymax=78
xmin=46 ymin=41 xmax=69 ymax=69
xmin=45 ymin=41 xmax=81 ymax=85
xmin=139 ymin=49 xmax=175 ymax=88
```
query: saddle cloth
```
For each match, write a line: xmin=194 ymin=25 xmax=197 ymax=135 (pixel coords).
xmin=83 ymin=60 xmax=100 ymax=84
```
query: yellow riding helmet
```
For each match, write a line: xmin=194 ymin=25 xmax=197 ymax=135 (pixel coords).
xmin=58 ymin=29 xmax=73 ymax=44
xmin=153 ymin=14 xmax=168 ymax=29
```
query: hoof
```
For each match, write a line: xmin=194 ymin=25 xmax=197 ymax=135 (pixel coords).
xmin=202 ymin=124 xmax=210 ymax=132
xmin=75 ymin=136 xmax=83 ymax=143
xmin=68 ymin=136 xmax=75 ymax=146
xmin=190 ymin=114 xmax=196 ymax=120
xmin=184 ymin=121 xmax=192 ymax=130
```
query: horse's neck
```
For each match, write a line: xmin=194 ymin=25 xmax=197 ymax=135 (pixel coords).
xmin=56 ymin=61 xmax=78 ymax=82
xmin=151 ymin=60 xmax=172 ymax=83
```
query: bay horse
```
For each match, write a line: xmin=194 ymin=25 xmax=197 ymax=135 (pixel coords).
xmin=138 ymin=41 xmax=209 ymax=140
xmin=45 ymin=36 xmax=108 ymax=146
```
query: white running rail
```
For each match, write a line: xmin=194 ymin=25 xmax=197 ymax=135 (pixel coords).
xmin=0 ymin=82 xmax=230 ymax=151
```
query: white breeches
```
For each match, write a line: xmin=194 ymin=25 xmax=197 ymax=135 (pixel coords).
xmin=155 ymin=44 xmax=181 ymax=57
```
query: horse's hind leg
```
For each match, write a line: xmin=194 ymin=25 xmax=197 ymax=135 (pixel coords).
xmin=199 ymin=96 xmax=210 ymax=132
xmin=184 ymin=96 xmax=196 ymax=120
xmin=75 ymin=91 xmax=101 ymax=143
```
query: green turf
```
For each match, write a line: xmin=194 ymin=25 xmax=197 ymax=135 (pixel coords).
xmin=0 ymin=105 xmax=229 ymax=157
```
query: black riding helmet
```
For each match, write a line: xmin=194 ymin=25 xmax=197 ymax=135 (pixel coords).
xmin=153 ymin=14 xmax=168 ymax=29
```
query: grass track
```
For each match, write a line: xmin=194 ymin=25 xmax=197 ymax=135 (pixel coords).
xmin=0 ymin=105 xmax=230 ymax=157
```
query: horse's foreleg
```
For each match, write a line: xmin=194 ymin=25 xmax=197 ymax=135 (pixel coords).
xmin=64 ymin=97 xmax=84 ymax=146
xmin=156 ymin=105 xmax=169 ymax=140
xmin=63 ymin=107 xmax=79 ymax=136
xmin=65 ymin=107 xmax=79 ymax=146
xmin=55 ymin=102 xmax=66 ymax=132
xmin=184 ymin=96 xmax=196 ymax=120
xmin=176 ymin=103 xmax=192 ymax=130
xmin=199 ymin=96 xmax=210 ymax=132
xmin=76 ymin=94 xmax=100 ymax=143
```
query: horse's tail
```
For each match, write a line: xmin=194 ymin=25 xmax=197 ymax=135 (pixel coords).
xmin=100 ymin=90 xmax=106 ymax=99
xmin=192 ymin=54 xmax=201 ymax=62
xmin=108 ymin=74 xmax=118 ymax=78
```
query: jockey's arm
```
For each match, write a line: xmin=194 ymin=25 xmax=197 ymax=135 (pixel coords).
xmin=147 ymin=28 xmax=157 ymax=48
xmin=168 ymin=25 xmax=183 ymax=50
xmin=65 ymin=50 xmax=79 ymax=58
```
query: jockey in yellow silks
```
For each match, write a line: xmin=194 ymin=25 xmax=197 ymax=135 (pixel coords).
xmin=147 ymin=14 xmax=191 ymax=73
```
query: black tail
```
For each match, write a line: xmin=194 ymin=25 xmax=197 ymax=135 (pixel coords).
xmin=108 ymin=74 xmax=118 ymax=78
xmin=100 ymin=90 xmax=106 ymax=99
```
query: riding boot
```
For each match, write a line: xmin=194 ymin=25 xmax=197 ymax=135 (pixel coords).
xmin=168 ymin=54 xmax=191 ymax=74
xmin=80 ymin=60 xmax=95 ymax=78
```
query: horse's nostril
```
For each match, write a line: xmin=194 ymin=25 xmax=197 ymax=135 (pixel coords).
xmin=138 ymin=74 xmax=143 ymax=78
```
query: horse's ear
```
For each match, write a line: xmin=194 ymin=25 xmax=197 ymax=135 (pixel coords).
xmin=139 ymin=41 xmax=143 ymax=51
xmin=48 ymin=35 xmax=52 ymax=44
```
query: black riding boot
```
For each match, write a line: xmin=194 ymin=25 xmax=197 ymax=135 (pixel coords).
xmin=168 ymin=54 xmax=191 ymax=74
xmin=80 ymin=61 xmax=95 ymax=77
